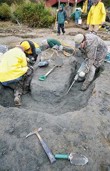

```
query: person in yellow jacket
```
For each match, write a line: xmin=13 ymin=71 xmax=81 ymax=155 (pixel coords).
xmin=0 ymin=46 xmax=33 ymax=106
xmin=82 ymin=0 xmax=88 ymax=14
xmin=20 ymin=40 xmax=41 ymax=65
xmin=82 ymin=0 xmax=93 ymax=14
xmin=87 ymin=0 xmax=106 ymax=33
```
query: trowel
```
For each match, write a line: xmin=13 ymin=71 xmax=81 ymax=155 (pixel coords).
xmin=39 ymin=58 xmax=63 ymax=81
xmin=55 ymin=153 xmax=88 ymax=165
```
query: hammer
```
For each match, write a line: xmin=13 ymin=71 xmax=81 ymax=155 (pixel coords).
xmin=26 ymin=128 xmax=56 ymax=164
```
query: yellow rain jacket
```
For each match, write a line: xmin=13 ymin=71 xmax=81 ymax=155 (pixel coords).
xmin=87 ymin=2 xmax=106 ymax=25
xmin=82 ymin=0 xmax=88 ymax=14
xmin=20 ymin=41 xmax=39 ymax=55
xmin=0 ymin=47 xmax=28 ymax=82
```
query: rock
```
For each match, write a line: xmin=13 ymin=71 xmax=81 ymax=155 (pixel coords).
xmin=31 ymin=51 xmax=77 ymax=103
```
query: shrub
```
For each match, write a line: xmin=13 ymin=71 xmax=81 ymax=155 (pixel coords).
xmin=104 ymin=0 xmax=110 ymax=7
xmin=0 ymin=3 xmax=11 ymax=20
xmin=14 ymin=1 xmax=55 ymax=28
xmin=0 ymin=0 xmax=24 ymax=5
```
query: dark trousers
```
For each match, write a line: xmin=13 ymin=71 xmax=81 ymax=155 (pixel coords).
xmin=3 ymin=68 xmax=33 ymax=98
xmin=57 ymin=23 xmax=65 ymax=34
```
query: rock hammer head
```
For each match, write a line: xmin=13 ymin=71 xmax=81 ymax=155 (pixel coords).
xmin=26 ymin=127 xmax=42 ymax=138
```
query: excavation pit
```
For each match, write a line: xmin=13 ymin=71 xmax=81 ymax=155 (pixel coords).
xmin=0 ymin=49 xmax=94 ymax=114
xmin=0 ymin=26 xmax=110 ymax=171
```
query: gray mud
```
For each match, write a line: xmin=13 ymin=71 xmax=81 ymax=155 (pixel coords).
xmin=21 ymin=81 xmax=94 ymax=115
xmin=0 ymin=28 xmax=110 ymax=171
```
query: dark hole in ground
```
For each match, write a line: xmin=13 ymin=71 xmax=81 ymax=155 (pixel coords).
xmin=21 ymin=81 xmax=94 ymax=115
xmin=0 ymin=60 xmax=103 ymax=114
xmin=0 ymin=79 xmax=94 ymax=115
xmin=0 ymin=45 xmax=103 ymax=114
xmin=0 ymin=84 xmax=14 ymax=107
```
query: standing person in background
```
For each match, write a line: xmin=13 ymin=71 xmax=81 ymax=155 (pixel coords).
xmin=88 ymin=0 xmax=93 ymax=12
xmin=87 ymin=0 xmax=106 ymax=34
xmin=57 ymin=5 xmax=67 ymax=35
xmin=82 ymin=0 xmax=93 ymax=14
xmin=82 ymin=0 xmax=88 ymax=14
xmin=70 ymin=8 xmax=81 ymax=24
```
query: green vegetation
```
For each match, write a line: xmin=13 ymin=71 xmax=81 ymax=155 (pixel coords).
xmin=0 ymin=0 xmax=24 ymax=5
xmin=14 ymin=2 xmax=55 ymax=27
xmin=0 ymin=1 xmax=55 ymax=28
xmin=0 ymin=0 xmax=109 ymax=27
xmin=0 ymin=3 xmax=11 ymax=20
xmin=103 ymin=0 xmax=110 ymax=7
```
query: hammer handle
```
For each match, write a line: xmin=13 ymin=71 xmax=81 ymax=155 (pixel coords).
xmin=45 ymin=65 xmax=56 ymax=77
xmin=35 ymin=132 xmax=56 ymax=164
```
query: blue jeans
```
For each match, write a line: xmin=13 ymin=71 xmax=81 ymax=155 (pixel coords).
xmin=75 ymin=18 xmax=78 ymax=24
xmin=1 ymin=77 xmax=22 ymax=86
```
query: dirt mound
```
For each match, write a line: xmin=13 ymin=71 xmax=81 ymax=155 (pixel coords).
xmin=0 ymin=48 xmax=94 ymax=115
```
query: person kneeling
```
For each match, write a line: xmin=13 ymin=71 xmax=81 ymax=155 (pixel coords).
xmin=0 ymin=46 xmax=33 ymax=106
xmin=74 ymin=33 xmax=108 ymax=90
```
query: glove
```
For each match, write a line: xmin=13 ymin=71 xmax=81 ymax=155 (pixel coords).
xmin=26 ymin=57 xmax=30 ymax=62
xmin=59 ymin=45 xmax=63 ymax=51
xmin=79 ymin=71 xmax=85 ymax=78
xmin=53 ymin=45 xmax=59 ymax=50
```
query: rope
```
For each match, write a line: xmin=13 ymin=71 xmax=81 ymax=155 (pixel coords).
xmin=60 ymin=41 xmax=75 ymax=57
xmin=41 ymin=45 xmax=75 ymax=59
xmin=63 ymin=50 xmax=74 ymax=57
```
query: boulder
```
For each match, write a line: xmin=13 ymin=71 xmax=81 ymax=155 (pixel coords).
xmin=31 ymin=50 xmax=77 ymax=103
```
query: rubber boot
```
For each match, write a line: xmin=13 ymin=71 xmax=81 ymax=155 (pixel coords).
xmin=14 ymin=95 xmax=21 ymax=106
xmin=81 ymin=80 xmax=91 ymax=91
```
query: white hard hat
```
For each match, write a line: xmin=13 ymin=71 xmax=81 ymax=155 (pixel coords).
xmin=74 ymin=34 xmax=84 ymax=44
